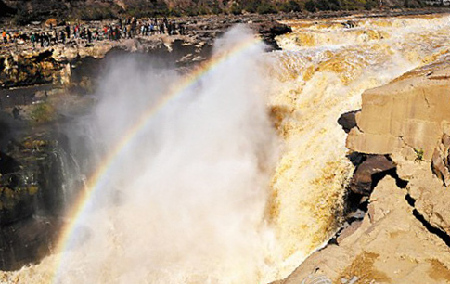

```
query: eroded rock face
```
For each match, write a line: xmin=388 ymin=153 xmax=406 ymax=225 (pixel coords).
xmin=431 ymin=134 xmax=450 ymax=186
xmin=349 ymin=154 xmax=395 ymax=196
xmin=256 ymin=21 xmax=292 ymax=51
xmin=0 ymin=217 xmax=59 ymax=271
xmin=0 ymin=50 xmax=67 ymax=88
xmin=405 ymin=161 xmax=450 ymax=237
xmin=346 ymin=63 xmax=450 ymax=161
xmin=0 ymin=133 xmax=66 ymax=270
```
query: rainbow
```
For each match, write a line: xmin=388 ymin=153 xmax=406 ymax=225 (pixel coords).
xmin=52 ymin=33 xmax=263 ymax=282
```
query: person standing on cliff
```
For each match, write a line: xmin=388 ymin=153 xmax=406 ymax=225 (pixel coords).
xmin=60 ymin=30 xmax=65 ymax=44
xmin=31 ymin=32 xmax=36 ymax=47
xmin=12 ymin=106 xmax=20 ymax=120
xmin=52 ymin=29 xmax=58 ymax=45
xmin=40 ymin=33 xmax=44 ymax=47
xmin=66 ymin=25 xmax=71 ymax=39
xmin=179 ymin=22 xmax=186 ymax=35
xmin=87 ymin=29 xmax=92 ymax=43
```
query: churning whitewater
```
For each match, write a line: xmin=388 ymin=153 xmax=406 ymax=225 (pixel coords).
xmin=3 ymin=14 xmax=450 ymax=284
xmin=56 ymin=25 xmax=280 ymax=284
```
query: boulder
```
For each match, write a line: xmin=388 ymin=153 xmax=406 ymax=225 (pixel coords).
xmin=255 ymin=21 xmax=292 ymax=50
xmin=44 ymin=18 xmax=57 ymax=28
xmin=349 ymin=155 xmax=395 ymax=195
xmin=338 ymin=110 xmax=359 ymax=134
xmin=431 ymin=134 xmax=450 ymax=186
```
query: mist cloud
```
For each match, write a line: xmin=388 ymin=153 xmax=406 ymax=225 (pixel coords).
xmin=57 ymin=25 xmax=279 ymax=284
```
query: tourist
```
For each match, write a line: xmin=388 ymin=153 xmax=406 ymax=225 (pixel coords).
xmin=0 ymin=18 xmax=189 ymax=54
xmin=31 ymin=32 xmax=36 ymax=47
xmin=66 ymin=25 xmax=71 ymax=39
xmin=52 ymin=29 xmax=58 ymax=45
xmin=87 ymin=29 xmax=92 ymax=43
xmin=59 ymin=30 xmax=66 ymax=44
xmin=12 ymin=107 xmax=20 ymax=120
xmin=179 ymin=22 xmax=186 ymax=35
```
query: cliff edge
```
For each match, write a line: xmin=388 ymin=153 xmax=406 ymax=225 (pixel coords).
xmin=347 ymin=59 xmax=450 ymax=162
xmin=279 ymin=58 xmax=450 ymax=283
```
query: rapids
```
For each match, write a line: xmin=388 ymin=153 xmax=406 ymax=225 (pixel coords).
xmin=2 ymin=13 xmax=450 ymax=284
xmin=267 ymin=13 xmax=450 ymax=278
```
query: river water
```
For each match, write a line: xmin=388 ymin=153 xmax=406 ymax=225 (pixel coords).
xmin=2 ymin=13 xmax=450 ymax=284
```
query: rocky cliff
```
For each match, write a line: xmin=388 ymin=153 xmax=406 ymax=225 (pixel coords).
xmin=347 ymin=59 xmax=450 ymax=162
xmin=278 ymin=57 xmax=450 ymax=283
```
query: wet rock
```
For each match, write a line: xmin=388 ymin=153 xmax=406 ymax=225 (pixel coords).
xmin=0 ymin=151 xmax=33 ymax=225
xmin=341 ymin=20 xmax=356 ymax=29
xmin=0 ymin=216 xmax=59 ymax=271
xmin=256 ymin=21 xmax=292 ymax=50
xmin=0 ymin=131 xmax=69 ymax=269
xmin=338 ymin=110 xmax=359 ymax=134
xmin=0 ymin=186 xmax=35 ymax=226
xmin=349 ymin=155 xmax=395 ymax=196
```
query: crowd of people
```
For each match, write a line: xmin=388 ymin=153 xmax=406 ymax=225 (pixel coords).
xmin=1 ymin=17 xmax=188 ymax=48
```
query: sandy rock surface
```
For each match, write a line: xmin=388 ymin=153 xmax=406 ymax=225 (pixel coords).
xmin=347 ymin=59 xmax=450 ymax=161
xmin=281 ymin=174 xmax=450 ymax=284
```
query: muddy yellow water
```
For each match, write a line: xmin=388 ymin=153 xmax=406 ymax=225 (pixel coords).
xmin=265 ymin=12 xmax=450 ymax=281
xmin=2 ymin=13 xmax=450 ymax=284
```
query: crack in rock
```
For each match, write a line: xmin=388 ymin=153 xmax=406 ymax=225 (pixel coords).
xmin=405 ymin=193 xmax=450 ymax=247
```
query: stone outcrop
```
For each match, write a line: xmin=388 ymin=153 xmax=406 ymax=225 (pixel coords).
xmin=0 ymin=16 xmax=292 ymax=91
xmin=338 ymin=110 xmax=359 ymax=134
xmin=348 ymin=154 xmax=395 ymax=196
xmin=401 ymin=161 xmax=450 ymax=237
xmin=280 ymin=175 xmax=450 ymax=284
xmin=0 ymin=1 xmax=15 ymax=17
xmin=0 ymin=50 xmax=69 ymax=88
xmin=346 ymin=63 xmax=450 ymax=161
xmin=0 ymin=119 xmax=69 ymax=270
xmin=431 ymin=134 xmax=450 ymax=186
xmin=256 ymin=21 xmax=292 ymax=51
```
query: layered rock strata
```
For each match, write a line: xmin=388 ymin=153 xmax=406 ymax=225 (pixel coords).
xmin=347 ymin=61 xmax=450 ymax=162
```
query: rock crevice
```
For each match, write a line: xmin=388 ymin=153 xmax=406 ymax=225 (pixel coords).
xmin=404 ymin=184 xmax=450 ymax=247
